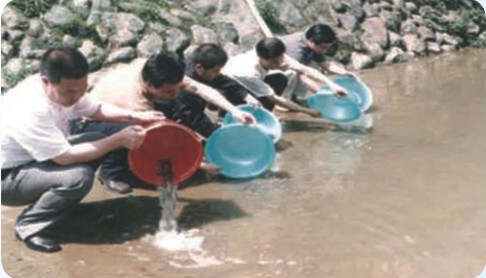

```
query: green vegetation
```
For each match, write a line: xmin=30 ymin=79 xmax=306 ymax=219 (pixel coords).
xmin=254 ymin=0 xmax=286 ymax=33
xmin=9 ymin=0 xmax=52 ymax=18
xmin=134 ymin=2 xmax=161 ymax=22
xmin=3 ymin=66 xmax=32 ymax=93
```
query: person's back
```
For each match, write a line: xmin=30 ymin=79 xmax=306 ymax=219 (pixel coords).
xmin=89 ymin=58 xmax=150 ymax=111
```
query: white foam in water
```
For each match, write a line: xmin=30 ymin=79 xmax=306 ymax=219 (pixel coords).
xmin=153 ymin=229 xmax=203 ymax=252
xmin=152 ymin=228 xmax=224 ymax=268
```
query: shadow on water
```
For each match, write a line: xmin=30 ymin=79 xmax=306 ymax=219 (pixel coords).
xmin=281 ymin=120 xmax=333 ymax=133
xmin=177 ymin=197 xmax=249 ymax=230
xmin=282 ymin=119 xmax=373 ymax=135
xmin=50 ymin=195 xmax=248 ymax=245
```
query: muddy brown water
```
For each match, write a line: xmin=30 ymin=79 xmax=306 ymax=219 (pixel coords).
xmin=2 ymin=48 xmax=486 ymax=278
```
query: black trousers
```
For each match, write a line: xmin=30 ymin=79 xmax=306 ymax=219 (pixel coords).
xmin=258 ymin=73 xmax=288 ymax=111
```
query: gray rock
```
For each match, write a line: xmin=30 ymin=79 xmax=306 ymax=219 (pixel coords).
xmin=171 ymin=9 xmax=197 ymax=23
xmin=42 ymin=5 xmax=76 ymax=28
xmin=186 ymin=0 xmax=218 ymax=16
xmin=62 ymin=35 xmax=77 ymax=48
xmin=403 ymin=34 xmax=427 ymax=55
xmin=149 ymin=22 xmax=169 ymax=34
xmin=1 ymin=41 xmax=14 ymax=58
xmin=441 ymin=44 xmax=456 ymax=52
xmin=345 ymin=0 xmax=366 ymax=20
xmin=159 ymin=10 xmax=184 ymax=28
xmin=417 ymin=26 xmax=436 ymax=41
xmin=389 ymin=31 xmax=406 ymax=49
xmin=379 ymin=2 xmax=394 ymax=11
xmin=405 ymin=2 xmax=418 ymax=13
xmin=105 ymin=47 xmax=136 ymax=65
xmin=78 ymin=40 xmax=106 ymax=70
xmin=3 ymin=58 xmax=24 ymax=76
xmin=365 ymin=42 xmax=386 ymax=62
xmin=302 ymin=1 xmax=338 ymax=27
xmin=278 ymin=2 xmax=307 ymax=29
xmin=191 ymin=25 xmax=219 ymax=44
xmin=384 ymin=46 xmax=407 ymax=64
xmin=97 ymin=13 xmax=145 ymax=47
xmin=27 ymin=19 xmax=44 ymax=38
xmin=401 ymin=19 xmax=418 ymax=34
xmin=87 ymin=0 xmax=113 ymax=26
xmin=360 ymin=17 xmax=389 ymax=49
xmin=19 ymin=36 xmax=44 ymax=59
xmin=380 ymin=10 xmax=401 ymax=33
xmin=350 ymin=52 xmax=374 ymax=70
xmin=137 ymin=33 xmax=164 ymax=57
xmin=1 ymin=6 xmax=28 ymax=30
xmin=426 ymin=42 xmax=442 ymax=53
xmin=165 ymin=28 xmax=191 ymax=53
xmin=73 ymin=0 xmax=91 ymax=18
xmin=338 ymin=14 xmax=358 ymax=31
xmin=467 ymin=23 xmax=480 ymax=35
xmin=331 ymin=0 xmax=347 ymax=13
xmin=337 ymin=30 xmax=367 ymax=52
xmin=410 ymin=14 xmax=425 ymax=26
xmin=5 ymin=29 xmax=25 ymax=43
xmin=214 ymin=22 xmax=239 ymax=43
xmin=363 ymin=2 xmax=379 ymax=17
xmin=217 ymin=0 xmax=232 ymax=14
xmin=441 ymin=33 xmax=461 ymax=46
xmin=293 ymin=0 xmax=310 ymax=9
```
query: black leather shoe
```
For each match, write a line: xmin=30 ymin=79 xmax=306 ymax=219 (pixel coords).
xmin=98 ymin=176 xmax=133 ymax=194
xmin=16 ymin=233 xmax=61 ymax=253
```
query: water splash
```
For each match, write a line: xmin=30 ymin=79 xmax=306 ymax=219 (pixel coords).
xmin=152 ymin=160 xmax=224 ymax=268
xmin=157 ymin=160 xmax=178 ymax=232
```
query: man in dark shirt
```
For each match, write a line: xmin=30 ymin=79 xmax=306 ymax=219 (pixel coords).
xmin=280 ymin=24 xmax=356 ymax=104
xmin=181 ymin=43 xmax=260 ymax=118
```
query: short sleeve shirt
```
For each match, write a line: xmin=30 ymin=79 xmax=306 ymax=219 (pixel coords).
xmin=1 ymin=74 xmax=100 ymax=168
xmin=222 ymin=50 xmax=275 ymax=98
xmin=280 ymin=32 xmax=326 ymax=66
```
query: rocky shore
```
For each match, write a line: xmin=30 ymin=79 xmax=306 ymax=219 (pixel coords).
xmin=1 ymin=0 xmax=485 ymax=91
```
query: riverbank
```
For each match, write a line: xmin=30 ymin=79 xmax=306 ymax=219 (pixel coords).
xmin=1 ymin=0 xmax=485 ymax=91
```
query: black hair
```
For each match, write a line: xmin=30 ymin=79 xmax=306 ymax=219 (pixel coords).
xmin=141 ymin=51 xmax=186 ymax=88
xmin=255 ymin=38 xmax=286 ymax=60
xmin=305 ymin=24 xmax=336 ymax=44
xmin=190 ymin=43 xmax=228 ymax=69
xmin=39 ymin=47 xmax=89 ymax=84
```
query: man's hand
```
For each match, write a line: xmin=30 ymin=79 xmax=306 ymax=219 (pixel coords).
xmin=342 ymin=71 xmax=358 ymax=79
xmin=117 ymin=125 xmax=147 ymax=149
xmin=330 ymin=84 xmax=348 ymax=98
xmin=231 ymin=109 xmax=256 ymax=124
xmin=305 ymin=108 xmax=321 ymax=118
xmin=245 ymin=94 xmax=262 ymax=108
xmin=200 ymin=162 xmax=221 ymax=175
xmin=130 ymin=111 xmax=165 ymax=124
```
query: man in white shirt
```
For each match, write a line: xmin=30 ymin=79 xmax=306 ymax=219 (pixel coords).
xmin=1 ymin=47 xmax=165 ymax=253
xmin=223 ymin=37 xmax=348 ymax=116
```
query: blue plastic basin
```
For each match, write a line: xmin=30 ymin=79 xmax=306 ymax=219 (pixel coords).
xmin=307 ymin=94 xmax=363 ymax=123
xmin=223 ymin=104 xmax=282 ymax=143
xmin=317 ymin=76 xmax=373 ymax=112
xmin=205 ymin=124 xmax=276 ymax=179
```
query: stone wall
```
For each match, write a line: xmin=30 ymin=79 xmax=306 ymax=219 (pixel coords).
xmin=1 ymin=0 xmax=485 ymax=91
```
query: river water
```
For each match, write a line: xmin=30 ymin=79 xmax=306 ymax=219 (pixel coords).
xmin=2 ymin=48 xmax=486 ymax=278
